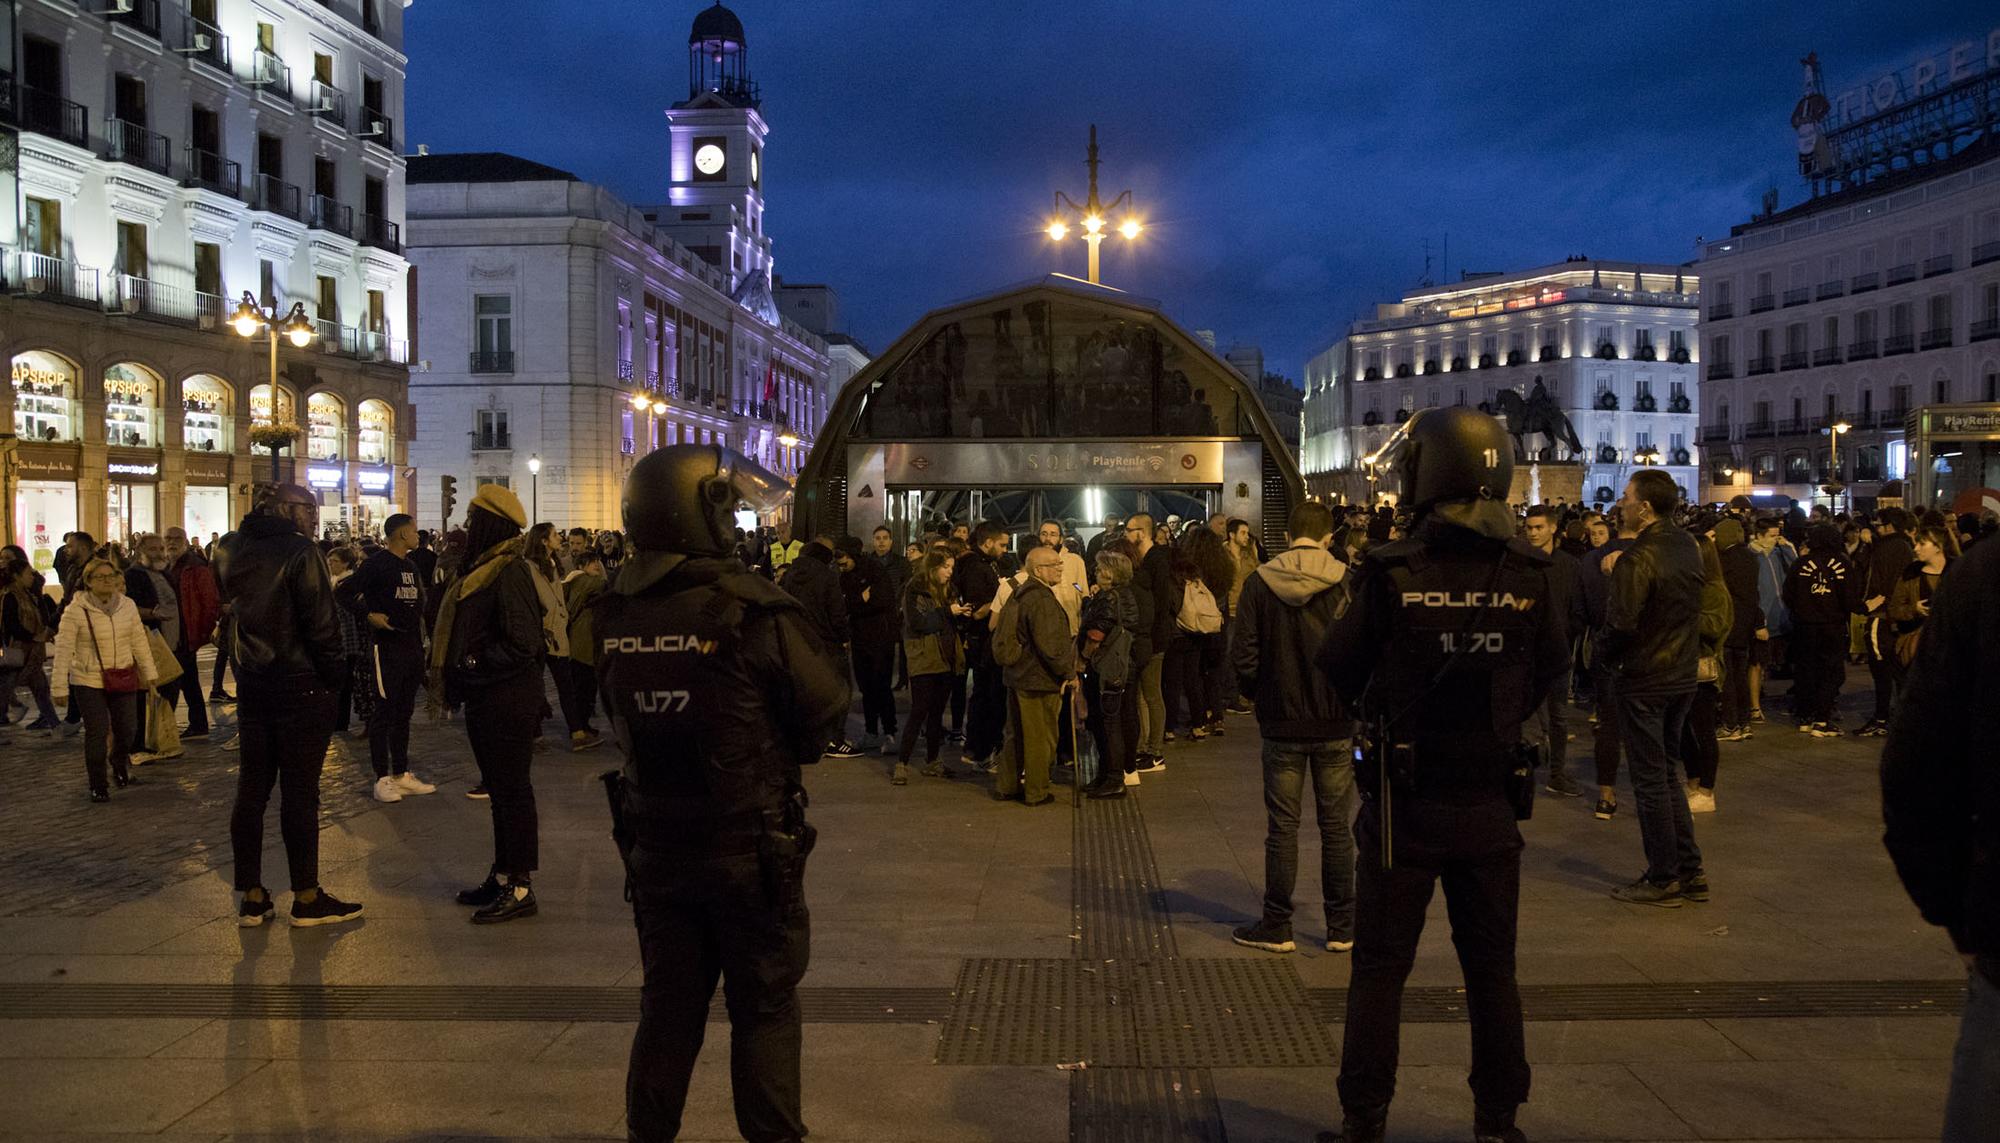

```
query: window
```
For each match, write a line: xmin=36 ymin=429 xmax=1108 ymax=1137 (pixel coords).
xmin=1711 ymin=334 xmax=1731 ymax=366
xmin=1935 ymin=377 xmax=1951 ymax=403
xmin=1823 ymin=253 xmax=1842 ymax=279
xmin=475 ymin=295 xmax=512 ymax=353
xmin=1823 ymin=316 xmax=1838 ymax=348
xmin=257 ymin=22 xmax=275 ymax=52
xmin=313 ymin=52 xmax=332 ymax=85
xmin=259 ymin=260 xmax=277 ymax=307
xmin=114 ymin=222 xmax=148 ymax=279
xmin=1753 ymin=454 xmax=1777 ymax=481
xmin=315 ymin=275 xmax=338 ymax=323
xmin=473 ymin=409 xmax=510 ymax=451
xmin=113 ymin=74 xmax=147 ymax=126
xmin=1986 ymin=368 xmax=1998 ymax=402
xmin=1986 ymin=283 xmax=2000 ymax=323
xmin=24 ymin=197 xmax=62 ymax=257
xmin=1756 ymin=328 xmax=1773 ymax=358
xmin=1825 ymin=393 xmax=1838 ymax=418
xmin=1714 ymin=279 xmax=1734 ymax=305
xmin=1928 ymin=293 xmax=1952 ymax=332
xmin=1754 ymin=399 xmax=1772 ymax=423
xmin=1891 ymin=384 xmax=1911 ymax=412
xmin=1890 ymin=302 xmax=1913 ymax=338
xmin=1856 ymin=310 xmax=1876 ymax=342
xmin=314 ymin=156 xmax=336 ymax=198
xmin=192 ymin=0 xmax=215 ymax=20
xmin=366 ymin=289 xmax=386 ymax=334
xmin=1862 ymin=388 xmax=1874 ymax=415
xmin=1792 ymin=395 xmax=1805 ymax=420
xmin=256 ymin=132 xmax=284 ymax=179
xmin=194 ymin=243 xmax=222 ymax=296
xmin=1785 ymin=323 xmax=1807 ymax=354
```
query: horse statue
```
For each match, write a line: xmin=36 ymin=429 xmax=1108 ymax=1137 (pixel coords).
xmin=1492 ymin=378 xmax=1583 ymax=462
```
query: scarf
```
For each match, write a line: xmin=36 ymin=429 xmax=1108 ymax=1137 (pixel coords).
xmin=425 ymin=536 xmax=525 ymax=712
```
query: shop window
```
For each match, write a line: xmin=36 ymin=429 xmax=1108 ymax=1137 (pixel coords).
xmin=1753 ymin=454 xmax=1777 ymax=482
xmin=250 ymin=383 xmax=294 ymax=429
xmin=182 ymin=375 xmax=231 ymax=452
xmin=13 ymin=351 xmax=77 ymax=442
xmin=103 ymin=363 xmax=158 ymax=448
xmin=259 ymin=260 xmax=278 ymax=308
xmin=358 ymin=399 xmax=392 ymax=464
xmin=307 ymin=392 xmax=344 ymax=460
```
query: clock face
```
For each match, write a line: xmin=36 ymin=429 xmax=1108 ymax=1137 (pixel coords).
xmin=750 ymin=150 xmax=760 ymax=181
xmin=694 ymin=143 xmax=725 ymax=176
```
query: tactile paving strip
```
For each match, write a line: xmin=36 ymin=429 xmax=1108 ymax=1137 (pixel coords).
xmin=1070 ymin=1067 xmax=1225 ymax=1143
xmin=1129 ymin=957 xmax=1335 ymax=1068
xmin=1073 ymin=792 xmax=1177 ymax=962
xmin=1309 ymin=978 xmax=1966 ymax=1022
xmin=934 ymin=957 xmax=1136 ymax=1067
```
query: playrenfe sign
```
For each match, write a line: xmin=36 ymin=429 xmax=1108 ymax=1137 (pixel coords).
xmin=1833 ymin=28 xmax=2000 ymax=123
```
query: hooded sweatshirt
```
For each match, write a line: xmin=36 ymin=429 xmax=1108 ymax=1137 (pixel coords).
xmin=1230 ymin=541 xmax=1353 ymax=741
xmin=1783 ymin=526 xmax=1861 ymax=626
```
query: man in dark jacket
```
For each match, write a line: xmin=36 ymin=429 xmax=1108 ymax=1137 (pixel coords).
xmin=218 ymin=483 xmax=361 ymax=928
xmin=1521 ymin=505 xmax=1587 ymax=797
xmin=336 ymin=513 xmax=433 ymax=803
xmin=1124 ymin=512 xmax=1175 ymax=769
xmin=841 ymin=535 xmax=897 ymax=754
xmin=996 ymin=547 xmax=1077 ymax=806
xmin=1881 ymin=530 xmax=2000 ymax=1139
xmin=953 ymin=524 xmax=1007 ymax=767
xmin=1602 ymin=470 xmax=1707 ymax=908
xmin=1782 ymin=524 xmax=1861 ymax=738
xmin=164 ymin=528 xmax=219 ymax=738
xmin=1856 ymin=507 xmax=1914 ymax=736
xmin=782 ymin=536 xmax=856 ymax=757
xmin=1228 ymin=500 xmax=1357 ymax=955
xmin=1712 ymin=519 xmax=1764 ymax=739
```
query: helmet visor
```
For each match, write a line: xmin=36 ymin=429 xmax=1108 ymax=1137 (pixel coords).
xmin=716 ymin=449 xmax=791 ymax=514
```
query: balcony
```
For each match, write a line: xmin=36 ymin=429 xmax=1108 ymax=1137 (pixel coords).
xmin=183 ymin=146 xmax=240 ymax=196
xmin=1780 ymin=351 xmax=1808 ymax=371
xmin=1885 ymin=263 xmax=1917 ymax=286
xmin=1851 ymin=271 xmax=1880 ymax=293
xmin=1747 ymin=356 xmax=1776 ymax=376
xmin=358 ymin=214 xmax=400 ymax=254
xmin=1539 ymin=345 xmax=1559 ymax=362
xmin=251 ymin=174 xmax=302 ymax=220
xmin=183 ymin=17 xmax=228 ymax=70
xmin=1700 ymin=424 xmax=1733 ymax=443
xmin=617 ymin=360 xmax=634 ymax=382
xmin=1812 ymin=347 xmax=1843 ymax=367
xmin=357 ymin=110 xmax=393 ymax=151
xmin=307 ymin=193 xmax=353 ymax=236
xmin=11 ymin=251 xmax=102 ymax=308
xmin=19 ymin=86 xmax=88 ymax=147
xmin=1883 ymin=333 xmax=1915 ymax=356
xmin=1848 ymin=338 xmax=1878 ymax=360
xmin=1707 ymin=362 xmax=1735 ymax=380
xmin=1707 ymin=302 xmax=1734 ymax=320
xmin=1777 ymin=418 xmax=1812 ymax=435
xmin=1923 ymin=254 xmax=1954 ymax=278
xmin=1783 ymin=287 xmax=1810 ymax=307
xmin=1749 ymin=294 xmax=1775 ymax=313
xmin=104 ymin=118 xmax=171 ymax=175
xmin=251 ymin=50 xmax=291 ymax=99
xmin=104 ymin=0 xmax=161 ymax=38
xmin=1816 ymin=281 xmax=1845 ymax=301
xmin=1974 ymin=241 xmax=2000 ymax=267
xmin=308 ymin=80 xmax=346 ymax=127
xmin=1920 ymin=328 xmax=1953 ymax=351
xmin=1743 ymin=420 xmax=1776 ymax=438
xmin=110 ymin=274 xmax=196 ymax=324
xmin=1972 ymin=318 xmax=2000 ymax=342
xmin=470 ymin=351 xmax=515 ymax=374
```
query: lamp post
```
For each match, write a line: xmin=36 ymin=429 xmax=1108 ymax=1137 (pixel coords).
xmin=527 ymin=453 xmax=541 ymax=523
xmin=230 ymin=292 xmax=316 ymax=483
xmin=1822 ymin=420 xmax=1851 ymax=509
xmin=1046 ymin=124 xmax=1142 ymax=285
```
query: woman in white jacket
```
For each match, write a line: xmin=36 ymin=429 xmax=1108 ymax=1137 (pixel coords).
xmin=50 ymin=557 xmax=158 ymax=802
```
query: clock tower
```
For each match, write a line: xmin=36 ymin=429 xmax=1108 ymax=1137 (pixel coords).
xmin=659 ymin=2 xmax=772 ymax=292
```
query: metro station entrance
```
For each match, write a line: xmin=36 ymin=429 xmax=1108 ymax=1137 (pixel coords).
xmin=796 ymin=276 xmax=1305 ymax=549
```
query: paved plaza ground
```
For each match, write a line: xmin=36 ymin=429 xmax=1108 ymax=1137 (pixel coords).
xmin=0 ymin=656 xmax=1964 ymax=1142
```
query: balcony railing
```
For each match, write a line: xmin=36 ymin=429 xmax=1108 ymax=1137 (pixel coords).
xmin=470 ymin=350 xmax=515 ymax=374
xmin=1777 ymin=418 xmax=1812 ymax=435
xmin=1971 ymin=318 xmax=2000 ymax=342
xmin=1883 ymin=333 xmax=1915 ymax=355
xmin=184 ymin=17 xmax=228 ymax=70
xmin=1923 ymin=254 xmax=1954 ymax=277
xmin=308 ymin=193 xmax=353 ymax=236
xmin=357 ymin=110 xmax=393 ymax=151
xmin=1812 ymin=347 xmax=1843 ymax=367
xmin=110 ymin=273 xmax=195 ymax=323
xmin=1708 ymin=302 xmax=1734 ymax=320
xmin=105 ymin=0 xmax=162 ymax=37
xmin=1708 ymin=362 xmax=1734 ymax=380
xmin=1780 ymin=351 xmax=1808 ymax=370
xmin=617 ymin=360 xmax=634 ymax=382
xmin=1848 ymin=338 xmax=1878 ymax=360
xmin=184 ymin=146 xmax=240 ymax=196
xmin=251 ymin=174 xmax=302 ymax=219
xmin=359 ymin=213 xmax=400 ymax=253
xmin=251 ymin=49 xmax=291 ymax=99
xmin=1747 ymin=356 xmax=1776 ymax=375
xmin=104 ymin=118 xmax=171 ymax=175
xmin=12 ymin=251 xmax=102 ymax=307
xmin=1974 ymin=241 xmax=2000 ymax=267
xmin=1783 ymin=287 xmax=1810 ymax=307
xmin=194 ymin=290 xmax=225 ymax=331
xmin=1749 ymin=294 xmax=1775 ymax=313
xmin=1920 ymin=328 xmax=1953 ymax=350
xmin=308 ymin=80 xmax=346 ymax=127
xmin=1700 ymin=424 xmax=1732 ymax=443
xmin=1885 ymin=263 xmax=1917 ymax=285
xmin=19 ymin=86 xmax=88 ymax=147
xmin=1851 ymin=271 xmax=1880 ymax=293
xmin=1816 ymin=281 xmax=1845 ymax=300
xmin=1743 ymin=420 xmax=1776 ymax=438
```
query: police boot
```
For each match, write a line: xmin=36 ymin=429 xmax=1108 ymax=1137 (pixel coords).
xmin=1473 ymin=1105 xmax=1528 ymax=1143
xmin=1313 ymin=1107 xmax=1386 ymax=1143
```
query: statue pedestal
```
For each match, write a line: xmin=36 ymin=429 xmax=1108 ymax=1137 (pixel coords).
xmin=1511 ymin=462 xmax=1583 ymax=508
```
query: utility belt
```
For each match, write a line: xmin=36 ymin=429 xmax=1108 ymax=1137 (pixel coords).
xmin=1355 ymin=729 xmax=1540 ymax=870
xmin=600 ymin=772 xmax=817 ymax=907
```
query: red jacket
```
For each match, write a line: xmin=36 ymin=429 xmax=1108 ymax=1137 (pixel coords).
xmin=173 ymin=550 xmax=222 ymax=651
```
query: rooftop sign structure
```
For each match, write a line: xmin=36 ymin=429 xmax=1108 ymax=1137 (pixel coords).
xmin=1796 ymin=27 xmax=2000 ymax=196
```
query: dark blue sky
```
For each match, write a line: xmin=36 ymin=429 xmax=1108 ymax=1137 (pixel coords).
xmin=406 ymin=1 xmax=1976 ymax=378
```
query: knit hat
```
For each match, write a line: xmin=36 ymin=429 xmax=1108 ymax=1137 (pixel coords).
xmin=470 ymin=483 xmax=527 ymax=528
xmin=1713 ymin=518 xmax=1745 ymax=549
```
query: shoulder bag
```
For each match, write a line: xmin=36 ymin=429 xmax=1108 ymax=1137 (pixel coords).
xmin=82 ymin=605 xmax=142 ymax=693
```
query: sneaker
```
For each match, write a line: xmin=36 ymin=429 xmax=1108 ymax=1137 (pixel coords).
xmin=1681 ymin=873 xmax=1711 ymax=903
xmin=220 ymin=734 xmax=239 ymax=751
xmin=209 ymin=689 xmax=234 ymax=703
xmin=394 ymin=771 xmax=437 ymax=795
xmin=1610 ymin=877 xmax=1684 ymax=909
xmin=921 ymin=760 xmax=949 ymax=778
xmin=1085 ymin=775 xmax=1126 ymax=799
xmin=1207 ymin=720 xmax=1226 ymax=737
xmin=1326 ymin=938 xmax=1355 ymax=953
xmin=1163 ymin=731 xmax=1177 ymax=743
xmin=891 ymin=762 xmax=909 ymax=786
xmin=1687 ymin=788 xmax=1716 ymax=814
xmin=1123 ymin=770 xmax=1141 ymax=787
xmin=1544 ymin=770 xmax=1584 ymax=797
xmin=290 ymin=890 xmax=365 ymax=927
xmin=1231 ymin=918 xmax=1296 ymax=954
xmin=456 ymin=875 xmax=505 ymax=907
xmin=237 ymin=891 xmax=275 ymax=928
xmin=1592 ymin=799 xmax=1617 ymax=820
xmin=88 ymin=788 xmax=110 ymax=804
xmin=1023 ymin=793 xmax=1055 ymax=807
xmin=372 ymin=775 xmax=404 ymax=803
xmin=1313 ymin=1111 xmax=1387 ymax=1143
xmin=1137 ymin=755 xmax=1167 ymax=774
xmin=881 ymin=735 xmax=898 ymax=757
xmin=1750 ymin=708 xmax=1765 ymax=723
xmin=471 ymin=884 xmax=536 ymax=925
xmin=570 ymin=730 xmax=604 ymax=752
xmin=181 ymin=729 xmax=211 ymax=740
xmin=465 ymin=785 xmax=489 ymax=800
xmin=947 ymin=730 xmax=965 ymax=744
xmin=1189 ymin=727 xmax=1208 ymax=742
xmin=114 ymin=772 xmax=139 ymax=789
xmin=1797 ymin=721 xmax=1815 ymax=734
xmin=1810 ymin=721 xmax=1844 ymax=738
xmin=1226 ymin=700 xmax=1254 ymax=715
xmin=1855 ymin=720 xmax=1889 ymax=738
xmin=823 ymin=740 xmax=863 ymax=759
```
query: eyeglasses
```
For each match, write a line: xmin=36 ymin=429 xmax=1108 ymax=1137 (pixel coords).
xmin=88 ymin=571 xmax=122 ymax=582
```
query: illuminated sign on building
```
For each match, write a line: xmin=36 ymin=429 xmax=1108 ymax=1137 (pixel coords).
xmin=357 ymin=468 xmax=393 ymax=492
xmin=306 ymin=465 xmax=346 ymax=490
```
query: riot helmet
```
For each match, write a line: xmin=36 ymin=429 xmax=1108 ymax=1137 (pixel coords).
xmin=1366 ymin=406 xmax=1514 ymax=515
xmin=622 ymin=445 xmax=789 ymax=557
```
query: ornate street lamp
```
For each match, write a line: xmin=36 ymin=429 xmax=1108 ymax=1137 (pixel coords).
xmin=1046 ymin=124 xmax=1142 ymax=285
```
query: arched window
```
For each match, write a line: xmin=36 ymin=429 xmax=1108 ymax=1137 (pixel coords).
xmin=12 ymin=351 xmax=79 ymax=442
xmin=250 ymin=383 xmax=295 ymax=429
xmin=182 ymin=375 xmax=233 ymax=453
xmin=103 ymin=363 xmax=162 ymax=448
xmin=357 ymin=399 xmax=393 ymax=464
xmin=306 ymin=392 xmax=346 ymax=460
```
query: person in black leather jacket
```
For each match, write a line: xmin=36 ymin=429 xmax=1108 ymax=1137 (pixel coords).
xmin=218 ymin=483 xmax=362 ymax=928
xmin=1601 ymin=471 xmax=1707 ymax=909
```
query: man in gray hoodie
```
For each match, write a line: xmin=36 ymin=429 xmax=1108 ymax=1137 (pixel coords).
xmin=1228 ymin=500 xmax=1358 ymax=954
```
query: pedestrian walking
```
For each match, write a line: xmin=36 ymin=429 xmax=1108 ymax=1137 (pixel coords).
xmin=1855 ymin=507 xmax=1914 ymax=736
xmin=1124 ymin=513 xmax=1172 ymax=771
xmin=1679 ymin=532 xmax=1733 ymax=814
xmin=953 ymin=524 xmax=1007 ymax=768
xmin=1520 ymin=505 xmax=1586 ymax=797
xmin=335 ymin=513 xmax=436 ymax=802
xmin=1713 ymin=518 xmax=1763 ymax=742
xmin=48 ymin=557 xmax=157 ymax=801
xmin=0 ymin=557 xmax=62 ymax=735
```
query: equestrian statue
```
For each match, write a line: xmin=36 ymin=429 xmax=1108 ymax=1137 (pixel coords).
xmin=1492 ymin=378 xmax=1583 ymax=462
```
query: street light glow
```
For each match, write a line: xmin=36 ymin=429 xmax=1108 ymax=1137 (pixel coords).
xmin=1046 ymin=221 xmax=1068 ymax=241
xmin=652 ymin=400 xmax=669 ymax=415
xmin=1118 ymin=218 xmax=1142 ymax=240
xmin=631 ymin=392 xmax=651 ymax=410
xmin=528 ymin=454 xmax=541 ymax=476
xmin=1832 ymin=421 xmax=1852 ymax=435
xmin=1083 ymin=214 xmax=1104 ymax=235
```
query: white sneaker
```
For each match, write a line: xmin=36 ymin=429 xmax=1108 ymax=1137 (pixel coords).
xmin=1123 ymin=771 xmax=1141 ymax=786
xmin=394 ymin=771 xmax=437 ymax=795
xmin=1137 ymin=757 xmax=1167 ymax=774
xmin=1687 ymin=789 xmax=1717 ymax=814
xmin=372 ymin=775 xmax=404 ymax=803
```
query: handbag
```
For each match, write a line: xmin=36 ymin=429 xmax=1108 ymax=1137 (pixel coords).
xmin=0 ymin=640 xmax=24 ymax=671
xmin=147 ymin=628 xmax=184 ymax=687
xmin=83 ymin=606 xmax=142 ymax=693
xmin=1697 ymin=654 xmax=1721 ymax=685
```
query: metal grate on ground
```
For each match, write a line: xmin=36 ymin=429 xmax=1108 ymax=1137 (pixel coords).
xmin=1072 ymin=792 xmax=1176 ymax=962
xmin=1070 ymin=1067 xmax=1225 ymax=1143
xmin=935 ymin=957 xmax=1136 ymax=1067
xmin=1306 ymin=978 xmax=1967 ymax=1023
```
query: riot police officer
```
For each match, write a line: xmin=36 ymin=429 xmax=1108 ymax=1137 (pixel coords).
xmin=1315 ymin=407 xmax=1569 ymax=1143
xmin=598 ymin=446 xmax=848 ymax=1143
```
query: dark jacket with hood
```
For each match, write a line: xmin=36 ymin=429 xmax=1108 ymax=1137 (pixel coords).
xmin=440 ymin=541 xmax=544 ymax=698
xmin=1713 ymin=520 xmax=1764 ymax=649
xmin=1135 ymin=542 xmax=1175 ymax=657
xmin=843 ymin=550 xmax=895 ymax=647
xmin=1783 ymin=527 xmax=1862 ymax=626
xmin=1601 ymin=518 xmax=1704 ymax=697
xmin=217 ymin=512 xmax=344 ymax=690
xmin=1863 ymin=529 xmax=1915 ymax=616
xmin=780 ymin=543 xmax=848 ymax=648
xmin=1231 ymin=541 xmax=1354 ymax=741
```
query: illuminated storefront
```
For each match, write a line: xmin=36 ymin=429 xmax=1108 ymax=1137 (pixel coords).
xmin=12 ymin=447 xmax=79 ymax=573
xmin=182 ymin=375 xmax=232 ymax=454
xmin=103 ymin=364 xmax=160 ymax=448
xmin=183 ymin=452 xmax=234 ymax=540
xmin=105 ymin=452 xmax=159 ymax=544
xmin=13 ymin=352 xmax=78 ymax=444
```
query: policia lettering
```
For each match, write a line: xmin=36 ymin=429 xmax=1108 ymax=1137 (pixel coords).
xmin=598 ymin=444 xmax=848 ymax=1143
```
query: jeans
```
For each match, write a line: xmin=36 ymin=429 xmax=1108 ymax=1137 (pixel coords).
xmin=367 ymin=639 xmax=423 ymax=778
xmin=1592 ymin=666 xmax=1623 ymax=788
xmin=628 ymin=852 xmax=809 ymax=1143
xmin=466 ymin=670 xmax=542 ymax=879
xmin=12 ymin=649 xmax=60 ymax=725
xmin=1136 ymin=652 xmax=1166 ymax=754
xmin=1617 ymin=689 xmax=1703 ymax=885
xmin=210 ymin=615 xmax=232 ymax=692
xmin=851 ymin=638 xmax=897 ymax=737
xmin=964 ymin=642 xmax=1005 ymax=762
xmin=998 ymin=689 xmax=1062 ymax=802
xmin=230 ymin=679 xmax=335 ymax=892
xmin=899 ymin=673 xmax=951 ymax=764
xmin=166 ymin=644 xmax=209 ymax=735
xmin=1945 ymin=961 xmax=2000 ymax=1142
xmin=1339 ymin=796 xmax=1529 ymax=1118
xmin=1524 ymin=692 xmax=1570 ymax=782
xmin=1083 ymin=675 xmax=1138 ymax=779
xmin=1865 ymin=632 xmax=1905 ymax=723
xmin=1258 ymin=739 xmax=1358 ymax=941
xmin=1680 ymin=683 xmax=1720 ymax=790
xmin=72 ymin=685 xmax=137 ymax=793
xmin=1720 ymin=646 xmax=1752 ymax=728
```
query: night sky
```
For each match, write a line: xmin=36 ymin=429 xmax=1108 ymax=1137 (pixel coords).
xmin=406 ymin=1 xmax=1976 ymax=379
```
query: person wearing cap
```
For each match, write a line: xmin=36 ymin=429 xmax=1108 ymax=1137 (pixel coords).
xmin=431 ymin=483 xmax=546 ymax=924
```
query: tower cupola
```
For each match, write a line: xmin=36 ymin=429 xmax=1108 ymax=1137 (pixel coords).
xmin=688 ymin=3 xmax=758 ymax=109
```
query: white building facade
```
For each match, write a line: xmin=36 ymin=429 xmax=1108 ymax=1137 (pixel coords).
xmin=2 ymin=0 xmax=415 ymax=563
xmin=1307 ymin=261 xmax=1701 ymax=506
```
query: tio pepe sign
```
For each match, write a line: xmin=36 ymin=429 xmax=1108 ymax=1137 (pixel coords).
xmin=1833 ymin=28 xmax=2000 ymax=123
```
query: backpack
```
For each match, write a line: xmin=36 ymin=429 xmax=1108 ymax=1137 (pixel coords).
xmin=990 ymin=590 xmax=1028 ymax=668
xmin=1176 ymin=579 xmax=1224 ymax=635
